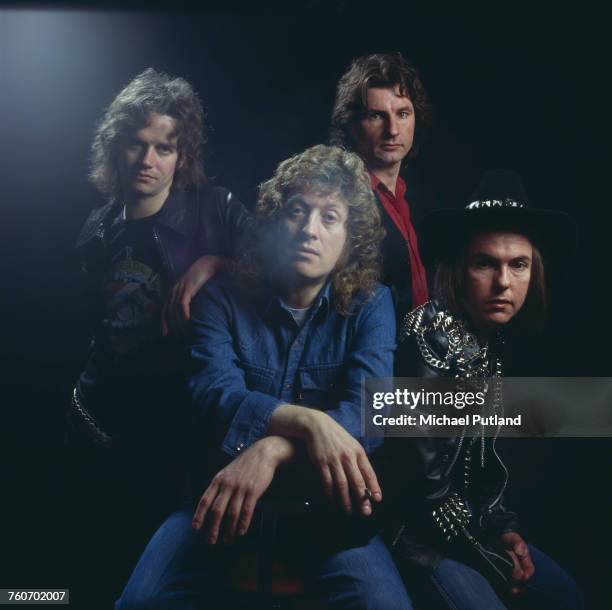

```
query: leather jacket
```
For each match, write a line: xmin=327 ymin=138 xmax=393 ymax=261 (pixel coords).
xmin=387 ymin=300 xmax=519 ymax=568
xmin=76 ymin=186 xmax=251 ymax=282
xmin=71 ymin=186 xmax=252 ymax=448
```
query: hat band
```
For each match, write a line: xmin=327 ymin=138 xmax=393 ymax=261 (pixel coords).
xmin=466 ymin=198 xmax=525 ymax=210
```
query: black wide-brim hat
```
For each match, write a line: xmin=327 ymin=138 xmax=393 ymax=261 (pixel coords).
xmin=420 ymin=170 xmax=577 ymax=265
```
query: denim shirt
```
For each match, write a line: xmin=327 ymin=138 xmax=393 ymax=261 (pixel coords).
xmin=188 ymin=276 xmax=396 ymax=458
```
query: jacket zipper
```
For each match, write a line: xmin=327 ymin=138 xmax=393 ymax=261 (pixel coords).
xmin=478 ymin=436 xmax=509 ymax=528
xmin=153 ymin=226 xmax=174 ymax=278
xmin=479 ymin=360 xmax=509 ymax=526
xmin=444 ymin=428 xmax=465 ymax=477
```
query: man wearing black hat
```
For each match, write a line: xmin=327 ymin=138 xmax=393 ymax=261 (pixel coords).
xmin=331 ymin=52 xmax=432 ymax=318
xmin=388 ymin=170 xmax=582 ymax=609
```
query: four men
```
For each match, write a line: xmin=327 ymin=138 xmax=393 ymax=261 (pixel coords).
xmin=70 ymin=58 xmax=581 ymax=609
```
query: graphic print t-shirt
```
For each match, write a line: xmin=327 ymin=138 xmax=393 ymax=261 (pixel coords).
xmin=100 ymin=213 xmax=168 ymax=374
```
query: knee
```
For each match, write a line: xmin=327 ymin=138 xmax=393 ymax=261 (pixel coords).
xmin=321 ymin=566 xmax=412 ymax=609
xmin=318 ymin=535 xmax=413 ymax=609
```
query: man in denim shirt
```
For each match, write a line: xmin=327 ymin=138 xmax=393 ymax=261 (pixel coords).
xmin=115 ymin=145 xmax=413 ymax=609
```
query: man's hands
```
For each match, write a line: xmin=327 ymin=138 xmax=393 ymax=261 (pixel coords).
xmin=268 ymin=406 xmax=382 ymax=517
xmin=162 ymin=254 xmax=224 ymax=337
xmin=192 ymin=436 xmax=295 ymax=545
xmin=501 ymin=532 xmax=535 ymax=594
xmin=192 ymin=404 xmax=382 ymax=547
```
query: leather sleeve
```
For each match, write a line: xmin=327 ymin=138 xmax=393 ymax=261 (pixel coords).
xmin=392 ymin=332 xmax=456 ymax=504
xmin=199 ymin=186 xmax=254 ymax=258
xmin=395 ymin=331 xmax=441 ymax=378
xmin=480 ymin=498 xmax=520 ymax=538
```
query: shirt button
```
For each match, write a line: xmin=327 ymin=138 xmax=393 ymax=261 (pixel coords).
xmin=236 ymin=443 xmax=244 ymax=452
xmin=297 ymin=391 xmax=304 ymax=401
xmin=285 ymin=383 xmax=292 ymax=389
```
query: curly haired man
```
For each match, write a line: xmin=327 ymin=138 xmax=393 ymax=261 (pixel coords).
xmin=115 ymin=145 xmax=413 ymax=609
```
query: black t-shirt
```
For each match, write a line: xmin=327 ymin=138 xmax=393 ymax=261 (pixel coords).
xmin=101 ymin=213 xmax=167 ymax=370
xmin=78 ymin=212 xmax=187 ymax=434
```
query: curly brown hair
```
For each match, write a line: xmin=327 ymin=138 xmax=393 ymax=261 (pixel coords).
xmin=330 ymin=52 xmax=433 ymax=158
xmin=89 ymin=68 xmax=206 ymax=198
xmin=234 ymin=145 xmax=384 ymax=315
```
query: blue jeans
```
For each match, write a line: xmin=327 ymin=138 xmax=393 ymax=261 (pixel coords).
xmin=425 ymin=545 xmax=583 ymax=610
xmin=115 ymin=508 xmax=413 ymax=609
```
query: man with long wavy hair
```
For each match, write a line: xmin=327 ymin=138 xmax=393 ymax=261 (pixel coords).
xmin=331 ymin=52 xmax=433 ymax=318
xmin=69 ymin=67 xmax=250 ymax=464
xmin=115 ymin=145 xmax=413 ymax=609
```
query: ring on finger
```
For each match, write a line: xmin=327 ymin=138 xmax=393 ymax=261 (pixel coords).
xmin=362 ymin=487 xmax=373 ymax=501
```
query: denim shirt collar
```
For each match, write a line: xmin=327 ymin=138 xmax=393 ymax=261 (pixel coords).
xmin=263 ymin=280 xmax=332 ymax=324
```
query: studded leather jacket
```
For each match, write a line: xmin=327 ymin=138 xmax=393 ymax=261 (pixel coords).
xmin=387 ymin=300 xmax=520 ymax=568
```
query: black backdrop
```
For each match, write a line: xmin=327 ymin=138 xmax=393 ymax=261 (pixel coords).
xmin=1 ymin=4 xmax=610 ymax=609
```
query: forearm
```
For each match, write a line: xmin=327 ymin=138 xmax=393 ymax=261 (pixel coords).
xmin=188 ymin=254 xmax=226 ymax=282
xmin=267 ymin=404 xmax=326 ymax=441
xmin=255 ymin=434 xmax=297 ymax=466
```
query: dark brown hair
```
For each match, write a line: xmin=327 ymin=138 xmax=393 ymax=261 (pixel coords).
xmin=330 ymin=52 xmax=433 ymax=158
xmin=433 ymin=231 xmax=547 ymax=328
xmin=90 ymin=68 xmax=206 ymax=198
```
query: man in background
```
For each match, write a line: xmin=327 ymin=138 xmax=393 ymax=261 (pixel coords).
xmin=331 ymin=52 xmax=433 ymax=318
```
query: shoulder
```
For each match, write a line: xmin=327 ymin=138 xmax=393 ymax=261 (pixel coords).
xmin=396 ymin=301 xmax=449 ymax=376
xmin=192 ymin=272 xmax=237 ymax=309
xmin=398 ymin=300 xmax=441 ymax=341
xmin=397 ymin=300 xmax=484 ymax=375
xmin=349 ymin=282 xmax=393 ymax=312
xmin=190 ymin=272 xmax=255 ymax=321
xmin=195 ymin=184 xmax=234 ymax=209
xmin=172 ymin=186 xmax=232 ymax=218
xmin=345 ymin=283 xmax=395 ymax=331
xmin=192 ymin=185 xmax=251 ymax=242
xmin=75 ymin=200 xmax=119 ymax=248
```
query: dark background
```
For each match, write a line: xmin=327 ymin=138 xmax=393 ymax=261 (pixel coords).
xmin=1 ymin=4 xmax=610 ymax=609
